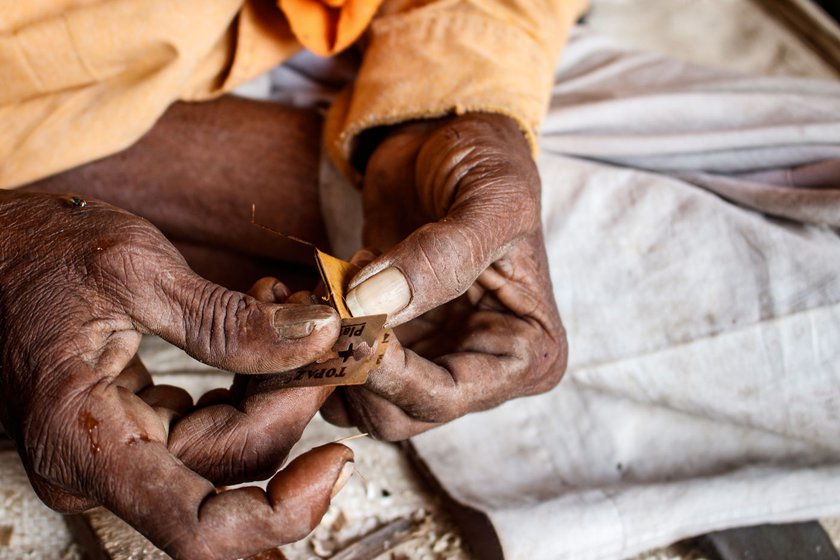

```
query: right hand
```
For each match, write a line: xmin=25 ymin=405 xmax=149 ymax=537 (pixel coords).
xmin=0 ymin=190 xmax=351 ymax=559
xmin=322 ymin=114 xmax=567 ymax=441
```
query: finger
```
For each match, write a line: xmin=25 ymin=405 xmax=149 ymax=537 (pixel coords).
xmin=138 ymin=385 xmax=194 ymax=414
xmin=191 ymin=444 xmax=354 ymax=558
xmin=195 ymin=388 xmax=231 ymax=408
xmin=342 ymin=386 xmax=439 ymax=441
xmin=348 ymin=212 xmax=534 ymax=327
xmin=169 ymin=382 xmax=333 ymax=485
xmin=348 ymin=248 xmax=379 ymax=268
xmin=348 ymin=116 xmax=541 ymax=327
xmin=347 ymin=310 xmax=565 ymax=441
xmin=129 ymin=263 xmax=340 ymax=374
xmin=197 ymin=444 xmax=354 ymax=558
xmin=59 ymin=378 xmax=353 ymax=559
xmin=319 ymin=390 xmax=354 ymax=428
xmin=112 ymin=355 xmax=153 ymax=393
xmin=138 ymin=384 xmax=194 ymax=437
xmin=286 ymin=291 xmax=321 ymax=305
xmin=103 ymin=437 xmax=352 ymax=559
xmin=248 ymin=277 xmax=291 ymax=303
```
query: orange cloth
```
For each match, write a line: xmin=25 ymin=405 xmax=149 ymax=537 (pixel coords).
xmin=280 ymin=0 xmax=385 ymax=56
xmin=0 ymin=0 xmax=588 ymax=189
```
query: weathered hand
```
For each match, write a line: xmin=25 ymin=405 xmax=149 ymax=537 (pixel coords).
xmin=323 ymin=113 xmax=567 ymax=440
xmin=0 ymin=191 xmax=351 ymax=559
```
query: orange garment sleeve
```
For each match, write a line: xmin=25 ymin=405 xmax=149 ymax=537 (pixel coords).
xmin=0 ymin=0 xmax=586 ymax=190
xmin=0 ymin=0 xmax=300 ymax=189
xmin=326 ymin=0 xmax=589 ymax=182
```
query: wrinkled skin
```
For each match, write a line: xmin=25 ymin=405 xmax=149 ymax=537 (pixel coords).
xmin=0 ymin=97 xmax=354 ymax=559
xmin=321 ymin=113 xmax=568 ymax=440
xmin=0 ymin=92 xmax=566 ymax=555
xmin=25 ymin=96 xmax=331 ymax=292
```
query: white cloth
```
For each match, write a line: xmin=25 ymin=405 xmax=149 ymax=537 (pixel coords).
xmin=397 ymin=31 xmax=840 ymax=560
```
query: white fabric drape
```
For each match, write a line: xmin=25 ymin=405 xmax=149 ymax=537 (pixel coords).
xmin=402 ymin=30 xmax=840 ymax=560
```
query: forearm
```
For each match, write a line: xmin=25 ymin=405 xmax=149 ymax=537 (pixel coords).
xmin=22 ymin=96 xmax=328 ymax=266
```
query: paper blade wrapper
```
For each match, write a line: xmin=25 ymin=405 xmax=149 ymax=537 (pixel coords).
xmin=276 ymin=249 xmax=393 ymax=388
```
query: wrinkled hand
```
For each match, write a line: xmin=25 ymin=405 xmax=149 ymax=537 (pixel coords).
xmin=323 ymin=113 xmax=567 ymax=440
xmin=0 ymin=191 xmax=352 ymax=559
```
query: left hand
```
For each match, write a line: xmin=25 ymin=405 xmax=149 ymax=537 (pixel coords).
xmin=0 ymin=192 xmax=348 ymax=559
xmin=321 ymin=113 xmax=567 ymax=440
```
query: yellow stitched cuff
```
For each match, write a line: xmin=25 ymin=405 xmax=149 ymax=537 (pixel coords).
xmin=325 ymin=3 xmax=563 ymax=184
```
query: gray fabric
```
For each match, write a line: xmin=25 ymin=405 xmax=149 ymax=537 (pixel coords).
xmin=406 ymin=31 xmax=840 ymax=559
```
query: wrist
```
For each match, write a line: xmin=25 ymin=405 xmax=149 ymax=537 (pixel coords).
xmin=354 ymin=112 xmax=529 ymax=175
xmin=352 ymin=116 xmax=450 ymax=174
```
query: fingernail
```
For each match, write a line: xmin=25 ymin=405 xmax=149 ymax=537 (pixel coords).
xmin=331 ymin=461 xmax=355 ymax=497
xmin=345 ymin=268 xmax=411 ymax=317
xmin=273 ymin=306 xmax=335 ymax=340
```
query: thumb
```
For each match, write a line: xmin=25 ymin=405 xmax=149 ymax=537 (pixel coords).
xmin=346 ymin=213 xmax=526 ymax=327
xmin=130 ymin=264 xmax=340 ymax=373
xmin=347 ymin=113 xmax=540 ymax=327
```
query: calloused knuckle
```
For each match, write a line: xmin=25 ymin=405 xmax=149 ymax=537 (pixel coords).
xmin=415 ymin=224 xmax=476 ymax=299
xmin=188 ymin=285 xmax=242 ymax=359
xmin=225 ymin=297 xmax=265 ymax=358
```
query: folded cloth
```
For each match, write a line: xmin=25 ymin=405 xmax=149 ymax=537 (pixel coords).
xmin=399 ymin=30 xmax=840 ymax=559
